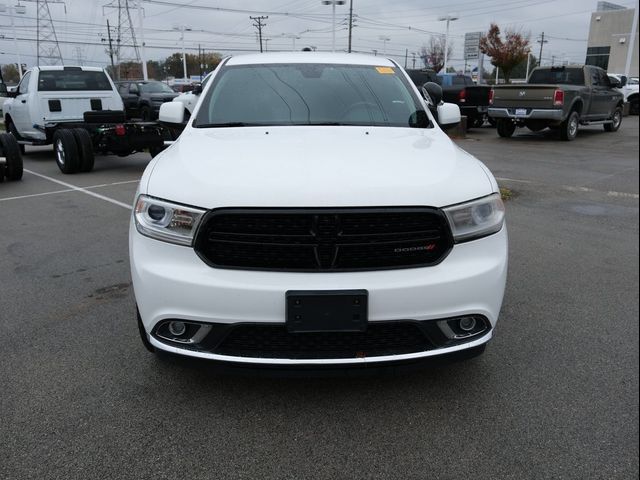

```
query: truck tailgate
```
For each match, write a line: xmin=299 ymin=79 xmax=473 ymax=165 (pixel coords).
xmin=492 ymin=84 xmax=557 ymax=109
xmin=38 ymin=92 xmax=120 ymax=122
xmin=464 ymin=86 xmax=491 ymax=107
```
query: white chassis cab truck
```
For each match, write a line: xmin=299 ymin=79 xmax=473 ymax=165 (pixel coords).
xmin=1 ymin=66 xmax=166 ymax=174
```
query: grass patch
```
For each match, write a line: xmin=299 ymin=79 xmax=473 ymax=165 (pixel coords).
xmin=500 ymin=187 xmax=513 ymax=201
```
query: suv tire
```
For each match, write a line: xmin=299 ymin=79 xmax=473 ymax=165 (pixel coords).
xmin=53 ymin=129 xmax=81 ymax=174
xmin=0 ymin=132 xmax=23 ymax=181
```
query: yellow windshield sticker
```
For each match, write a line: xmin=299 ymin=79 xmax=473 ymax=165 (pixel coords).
xmin=375 ymin=66 xmax=395 ymax=74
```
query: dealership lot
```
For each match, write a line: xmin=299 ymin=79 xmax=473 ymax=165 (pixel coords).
xmin=1 ymin=119 xmax=638 ymax=479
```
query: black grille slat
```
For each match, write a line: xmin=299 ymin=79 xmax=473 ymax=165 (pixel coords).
xmin=215 ymin=322 xmax=432 ymax=359
xmin=194 ymin=208 xmax=453 ymax=272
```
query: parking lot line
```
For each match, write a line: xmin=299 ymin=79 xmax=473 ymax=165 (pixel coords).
xmin=22 ymin=169 xmax=134 ymax=209
xmin=496 ymin=176 xmax=640 ymax=199
xmin=0 ymin=179 xmax=140 ymax=204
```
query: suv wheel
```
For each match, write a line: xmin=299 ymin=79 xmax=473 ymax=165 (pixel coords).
xmin=53 ymin=129 xmax=81 ymax=174
xmin=604 ymin=107 xmax=622 ymax=132
xmin=560 ymin=111 xmax=579 ymax=141
xmin=496 ymin=119 xmax=516 ymax=138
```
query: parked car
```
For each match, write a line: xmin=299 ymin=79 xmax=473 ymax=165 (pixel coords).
xmin=2 ymin=66 xmax=165 ymax=173
xmin=488 ymin=65 xmax=624 ymax=140
xmin=116 ymin=80 xmax=178 ymax=121
xmin=607 ymin=73 xmax=639 ymax=115
xmin=131 ymin=53 xmax=508 ymax=369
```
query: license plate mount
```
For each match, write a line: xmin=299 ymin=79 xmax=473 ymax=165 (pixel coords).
xmin=286 ymin=290 xmax=368 ymax=333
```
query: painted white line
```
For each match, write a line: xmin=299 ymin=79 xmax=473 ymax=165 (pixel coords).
xmin=23 ymin=169 xmax=133 ymax=210
xmin=497 ymin=176 xmax=639 ymax=200
xmin=0 ymin=179 xmax=140 ymax=203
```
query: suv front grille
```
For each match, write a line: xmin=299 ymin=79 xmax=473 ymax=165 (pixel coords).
xmin=194 ymin=208 xmax=453 ymax=272
xmin=215 ymin=322 xmax=433 ymax=359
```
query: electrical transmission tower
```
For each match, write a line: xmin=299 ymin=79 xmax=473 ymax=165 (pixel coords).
xmin=104 ymin=0 xmax=141 ymax=77
xmin=17 ymin=0 xmax=65 ymax=65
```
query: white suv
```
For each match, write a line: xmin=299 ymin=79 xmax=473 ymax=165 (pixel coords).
xmin=130 ymin=53 xmax=508 ymax=369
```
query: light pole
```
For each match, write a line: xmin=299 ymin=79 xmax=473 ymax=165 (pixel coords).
xmin=379 ymin=36 xmax=390 ymax=56
xmin=438 ymin=14 xmax=459 ymax=73
xmin=173 ymin=25 xmax=191 ymax=81
xmin=321 ymin=0 xmax=345 ymax=52
xmin=0 ymin=3 xmax=27 ymax=78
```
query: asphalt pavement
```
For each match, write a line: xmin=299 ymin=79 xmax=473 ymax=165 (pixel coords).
xmin=1 ymin=118 xmax=638 ymax=479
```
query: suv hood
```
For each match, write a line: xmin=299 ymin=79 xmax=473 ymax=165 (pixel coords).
xmin=144 ymin=126 xmax=494 ymax=208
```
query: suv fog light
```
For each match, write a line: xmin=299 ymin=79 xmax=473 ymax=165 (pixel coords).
xmin=458 ymin=317 xmax=477 ymax=332
xmin=168 ymin=321 xmax=186 ymax=336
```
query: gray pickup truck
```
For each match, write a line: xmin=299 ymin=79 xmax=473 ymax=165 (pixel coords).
xmin=488 ymin=65 xmax=624 ymax=141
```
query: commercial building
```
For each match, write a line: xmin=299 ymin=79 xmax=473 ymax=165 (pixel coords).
xmin=586 ymin=2 xmax=639 ymax=76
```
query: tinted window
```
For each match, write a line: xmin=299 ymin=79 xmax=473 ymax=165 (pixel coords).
xmin=194 ymin=63 xmax=430 ymax=128
xmin=528 ymin=68 xmax=585 ymax=85
xmin=38 ymin=70 xmax=112 ymax=91
xmin=585 ymin=46 xmax=610 ymax=70
xmin=452 ymin=76 xmax=466 ymax=86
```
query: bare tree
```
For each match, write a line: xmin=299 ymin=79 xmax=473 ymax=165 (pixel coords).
xmin=419 ymin=36 xmax=453 ymax=73
xmin=479 ymin=23 xmax=531 ymax=83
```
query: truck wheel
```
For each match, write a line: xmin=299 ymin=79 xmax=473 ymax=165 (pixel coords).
xmin=496 ymin=119 xmax=516 ymax=138
xmin=629 ymin=98 xmax=639 ymax=115
xmin=53 ymin=129 xmax=80 ymax=174
xmin=0 ymin=132 xmax=23 ymax=181
xmin=6 ymin=121 xmax=26 ymax=155
xmin=604 ymin=107 xmax=622 ymax=132
xmin=71 ymin=128 xmax=95 ymax=172
xmin=560 ymin=111 xmax=579 ymax=141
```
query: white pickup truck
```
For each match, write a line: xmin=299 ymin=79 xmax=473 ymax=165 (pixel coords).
xmin=608 ymin=73 xmax=639 ymax=115
xmin=1 ymin=66 xmax=166 ymax=173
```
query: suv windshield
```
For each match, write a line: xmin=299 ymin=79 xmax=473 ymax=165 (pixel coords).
xmin=38 ymin=70 xmax=112 ymax=91
xmin=528 ymin=67 xmax=585 ymax=85
xmin=194 ymin=63 xmax=430 ymax=128
xmin=139 ymin=82 xmax=175 ymax=94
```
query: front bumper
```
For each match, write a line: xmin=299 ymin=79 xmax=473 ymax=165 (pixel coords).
xmin=130 ymin=223 xmax=508 ymax=365
xmin=488 ymin=107 xmax=564 ymax=121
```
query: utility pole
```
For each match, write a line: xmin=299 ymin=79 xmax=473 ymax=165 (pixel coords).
xmin=106 ymin=19 xmax=116 ymax=77
xmin=404 ymin=48 xmax=408 ymax=68
xmin=347 ymin=0 xmax=353 ymax=53
xmin=137 ymin=1 xmax=147 ymax=80
xmin=537 ymin=32 xmax=548 ymax=67
xmin=412 ymin=52 xmax=416 ymax=69
xmin=250 ymin=16 xmax=268 ymax=53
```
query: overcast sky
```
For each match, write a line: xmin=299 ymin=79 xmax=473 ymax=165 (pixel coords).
xmin=0 ymin=0 xmax=637 ymax=73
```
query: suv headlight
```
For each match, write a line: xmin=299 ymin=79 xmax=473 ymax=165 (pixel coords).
xmin=134 ymin=195 xmax=205 ymax=246
xmin=443 ymin=193 xmax=505 ymax=243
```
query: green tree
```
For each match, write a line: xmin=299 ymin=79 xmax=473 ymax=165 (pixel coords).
xmin=479 ymin=23 xmax=531 ymax=83
xmin=1 ymin=64 xmax=20 ymax=84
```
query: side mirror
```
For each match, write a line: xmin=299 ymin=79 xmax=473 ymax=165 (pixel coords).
xmin=159 ymin=101 xmax=185 ymax=125
xmin=437 ymin=102 xmax=461 ymax=130
xmin=609 ymin=78 xmax=622 ymax=89
xmin=421 ymin=82 xmax=443 ymax=106
xmin=192 ymin=84 xmax=203 ymax=95
xmin=0 ymin=83 xmax=7 ymax=97
xmin=619 ymin=75 xmax=627 ymax=87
